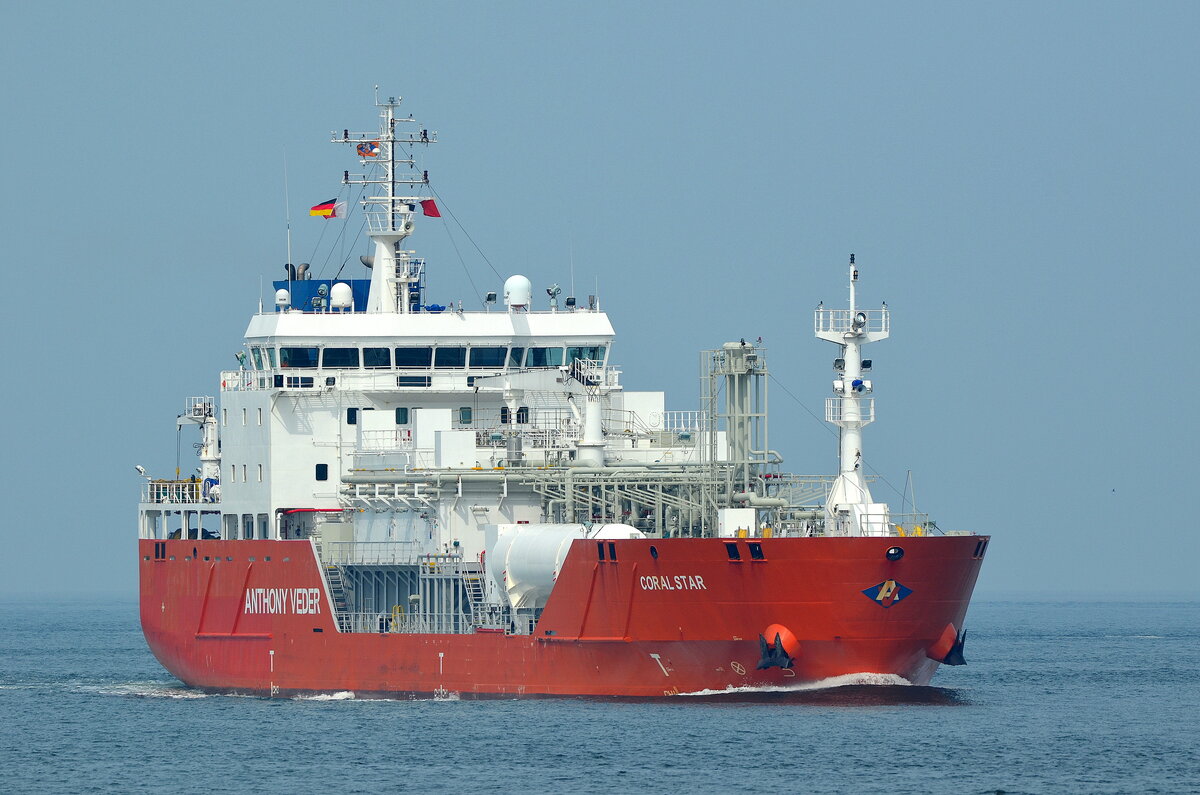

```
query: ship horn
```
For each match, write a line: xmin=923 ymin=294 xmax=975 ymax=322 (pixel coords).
xmin=756 ymin=633 xmax=795 ymax=670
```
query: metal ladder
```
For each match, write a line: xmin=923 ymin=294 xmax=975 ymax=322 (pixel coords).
xmin=324 ymin=565 xmax=352 ymax=631
xmin=460 ymin=566 xmax=487 ymax=625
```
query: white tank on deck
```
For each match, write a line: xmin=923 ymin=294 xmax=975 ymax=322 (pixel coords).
xmin=489 ymin=523 xmax=644 ymax=610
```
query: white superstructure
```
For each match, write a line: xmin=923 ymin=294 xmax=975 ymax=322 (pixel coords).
xmin=137 ymin=93 xmax=936 ymax=634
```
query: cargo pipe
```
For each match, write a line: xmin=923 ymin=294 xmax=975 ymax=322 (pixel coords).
xmin=732 ymin=492 xmax=788 ymax=508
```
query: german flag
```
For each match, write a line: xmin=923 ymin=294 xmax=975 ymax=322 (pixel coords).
xmin=310 ymin=199 xmax=338 ymax=218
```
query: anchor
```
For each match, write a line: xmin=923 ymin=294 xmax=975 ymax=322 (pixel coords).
xmin=942 ymin=629 xmax=968 ymax=666
xmin=756 ymin=632 xmax=795 ymax=670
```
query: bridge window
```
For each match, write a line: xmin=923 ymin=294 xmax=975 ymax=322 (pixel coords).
xmin=396 ymin=407 xmax=410 ymax=424
xmin=469 ymin=347 xmax=507 ymax=368
xmin=316 ymin=464 xmax=329 ymax=481
xmin=567 ymin=346 xmax=606 ymax=364
xmin=526 ymin=347 xmax=563 ymax=367
xmin=458 ymin=407 xmax=473 ymax=424
xmin=347 ymin=408 xmax=358 ymax=425
xmin=322 ymin=347 xmax=359 ymax=368
xmin=364 ymin=347 xmax=390 ymax=368
xmin=265 ymin=348 xmax=277 ymax=368
xmin=434 ymin=347 xmax=466 ymax=368
xmin=395 ymin=347 xmax=432 ymax=367
xmin=251 ymin=347 xmax=264 ymax=369
xmin=279 ymin=347 xmax=319 ymax=368
xmin=508 ymin=347 xmax=525 ymax=367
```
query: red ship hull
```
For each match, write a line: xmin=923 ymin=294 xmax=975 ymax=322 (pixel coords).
xmin=139 ymin=535 xmax=986 ymax=698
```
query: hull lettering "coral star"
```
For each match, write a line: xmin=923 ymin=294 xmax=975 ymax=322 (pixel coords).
xmin=639 ymin=575 xmax=707 ymax=591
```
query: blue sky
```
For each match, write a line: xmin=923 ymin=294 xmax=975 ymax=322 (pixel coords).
xmin=1 ymin=1 xmax=1196 ymax=598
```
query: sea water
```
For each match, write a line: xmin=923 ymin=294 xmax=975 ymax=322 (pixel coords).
xmin=1 ymin=599 xmax=1197 ymax=794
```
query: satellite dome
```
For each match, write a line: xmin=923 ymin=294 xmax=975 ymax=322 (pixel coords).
xmin=330 ymin=282 xmax=353 ymax=309
xmin=504 ymin=275 xmax=532 ymax=310
xmin=275 ymin=289 xmax=290 ymax=308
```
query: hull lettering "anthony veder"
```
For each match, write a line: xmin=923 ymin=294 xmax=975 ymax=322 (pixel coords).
xmin=243 ymin=587 xmax=322 ymax=615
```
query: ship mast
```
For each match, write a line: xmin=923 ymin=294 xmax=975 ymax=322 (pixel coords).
xmin=335 ymin=90 xmax=437 ymax=313
xmin=814 ymin=255 xmax=890 ymax=535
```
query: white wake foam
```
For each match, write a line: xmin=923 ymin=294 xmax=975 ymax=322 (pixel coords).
xmin=678 ymin=672 xmax=912 ymax=697
xmin=294 ymin=690 xmax=356 ymax=701
xmin=86 ymin=682 xmax=210 ymax=699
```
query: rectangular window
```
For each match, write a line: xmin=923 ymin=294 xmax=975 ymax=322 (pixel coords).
xmin=266 ymin=348 xmax=277 ymax=368
xmin=469 ymin=347 xmax=507 ymax=368
xmin=363 ymin=347 xmax=390 ymax=368
xmin=508 ymin=347 xmax=525 ymax=368
xmin=257 ymin=408 xmax=262 ymax=426
xmin=526 ymin=347 xmax=563 ymax=367
xmin=257 ymin=464 xmax=263 ymax=482
xmin=516 ymin=406 xmax=529 ymax=424
xmin=279 ymin=347 xmax=319 ymax=368
xmin=347 ymin=408 xmax=358 ymax=425
xmin=222 ymin=408 xmax=227 ymax=426
xmin=258 ymin=514 xmax=269 ymax=540
xmin=223 ymin=514 xmax=238 ymax=539
xmin=434 ymin=347 xmax=466 ymax=368
xmin=396 ymin=407 xmax=409 ymax=424
xmin=397 ymin=375 xmax=432 ymax=387
xmin=242 ymin=408 xmax=247 ymax=426
xmin=322 ymin=347 xmax=360 ymax=368
xmin=243 ymin=514 xmax=254 ymax=540
xmin=458 ymin=406 xmax=473 ymax=424
xmin=316 ymin=464 xmax=329 ymax=481
xmin=251 ymin=347 xmax=264 ymax=369
xmin=567 ymin=345 xmax=607 ymax=364
xmin=230 ymin=464 xmax=236 ymax=483
xmin=242 ymin=464 xmax=247 ymax=482
xmin=394 ymin=347 xmax=433 ymax=367
xmin=500 ymin=406 xmax=510 ymax=424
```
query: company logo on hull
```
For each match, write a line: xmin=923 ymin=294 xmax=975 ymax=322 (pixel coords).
xmin=862 ymin=579 xmax=912 ymax=608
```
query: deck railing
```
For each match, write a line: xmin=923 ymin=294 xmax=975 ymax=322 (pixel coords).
xmin=322 ymin=541 xmax=424 ymax=566
xmin=142 ymin=480 xmax=209 ymax=504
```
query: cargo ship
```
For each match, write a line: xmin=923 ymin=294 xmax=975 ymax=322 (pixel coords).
xmin=138 ymin=92 xmax=987 ymax=698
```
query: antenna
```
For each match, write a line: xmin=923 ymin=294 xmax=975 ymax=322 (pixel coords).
xmin=283 ymin=150 xmax=293 ymax=272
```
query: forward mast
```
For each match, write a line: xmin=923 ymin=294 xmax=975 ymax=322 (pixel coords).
xmin=815 ymin=255 xmax=891 ymax=536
